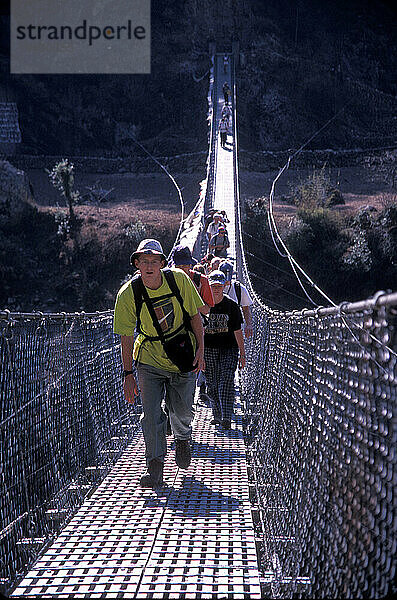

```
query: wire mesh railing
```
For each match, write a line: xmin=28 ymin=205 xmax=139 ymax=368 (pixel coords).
xmin=204 ymin=55 xmax=218 ymax=218
xmin=232 ymin=58 xmax=397 ymax=599
xmin=0 ymin=312 xmax=141 ymax=595
xmin=241 ymin=298 xmax=396 ymax=598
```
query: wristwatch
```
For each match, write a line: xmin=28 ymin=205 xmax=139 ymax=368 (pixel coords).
xmin=123 ymin=370 xmax=134 ymax=379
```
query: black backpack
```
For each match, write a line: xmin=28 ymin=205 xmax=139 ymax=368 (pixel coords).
xmin=130 ymin=268 xmax=196 ymax=372
xmin=192 ymin=271 xmax=201 ymax=289
xmin=130 ymin=268 xmax=192 ymax=341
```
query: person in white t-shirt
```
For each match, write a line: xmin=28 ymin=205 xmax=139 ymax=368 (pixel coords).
xmin=219 ymin=261 xmax=253 ymax=338
xmin=207 ymin=213 xmax=225 ymax=242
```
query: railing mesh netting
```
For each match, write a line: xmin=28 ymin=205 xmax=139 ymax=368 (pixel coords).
xmin=231 ymin=48 xmax=396 ymax=598
xmin=240 ymin=299 xmax=396 ymax=598
xmin=0 ymin=314 xmax=141 ymax=594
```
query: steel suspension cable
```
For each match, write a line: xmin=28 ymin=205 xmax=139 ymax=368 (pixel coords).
xmin=130 ymin=137 xmax=185 ymax=259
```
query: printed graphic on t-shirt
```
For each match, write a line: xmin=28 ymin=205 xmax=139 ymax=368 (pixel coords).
xmin=205 ymin=313 xmax=229 ymax=334
xmin=152 ymin=297 xmax=174 ymax=332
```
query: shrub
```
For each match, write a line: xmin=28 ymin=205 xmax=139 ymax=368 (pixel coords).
xmin=124 ymin=220 xmax=147 ymax=245
xmin=286 ymin=208 xmax=349 ymax=294
xmin=244 ymin=195 xmax=396 ymax=307
xmin=342 ymin=230 xmax=373 ymax=272
xmin=326 ymin=188 xmax=345 ymax=207
xmin=292 ymin=166 xmax=344 ymax=209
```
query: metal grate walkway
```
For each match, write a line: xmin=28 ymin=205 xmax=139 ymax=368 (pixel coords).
xmin=11 ymin=52 xmax=262 ymax=600
xmin=12 ymin=388 xmax=261 ymax=598
xmin=213 ymin=55 xmax=236 ymax=259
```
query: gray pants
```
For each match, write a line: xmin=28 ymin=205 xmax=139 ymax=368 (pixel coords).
xmin=136 ymin=362 xmax=196 ymax=465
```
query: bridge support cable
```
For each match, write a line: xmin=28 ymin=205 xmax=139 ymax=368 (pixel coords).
xmin=233 ymin=64 xmax=397 ymax=600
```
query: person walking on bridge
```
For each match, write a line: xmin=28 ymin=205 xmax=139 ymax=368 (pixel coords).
xmin=204 ymin=270 xmax=246 ymax=430
xmin=219 ymin=261 xmax=254 ymax=338
xmin=172 ymin=245 xmax=214 ymax=315
xmin=221 ymin=104 xmax=232 ymax=120
xmin=222 ymin=82 xmax=231 ymax=105
xmin=113 ymin=239 xmax=205 ymax=488
xmin=209 ymin=225 xmax=230 ymax=258
xmin=219 ymin=116 xmax=230 ymax=149
xmin=207 ymin=212 xmax=225 ymax=242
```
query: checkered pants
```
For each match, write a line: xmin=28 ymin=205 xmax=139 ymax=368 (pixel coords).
xmin=204 ymin=347 xmax=239 ymax=422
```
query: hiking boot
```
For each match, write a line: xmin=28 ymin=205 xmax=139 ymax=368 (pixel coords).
xmin=139 ymin=459 xmax=164 ymax=488
xmin=222 ymin=419 xmax=232 ymax=430
xmin=211 ymin=418 xmax=221 ymax=425
xmin=175 ymin=439 xmax=191 ymax=469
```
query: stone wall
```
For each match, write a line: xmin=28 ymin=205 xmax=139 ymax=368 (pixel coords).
xmin=238 ymin=146 xmax=397 ymax=171
xmin=3 ymin=151 xmax=207 ymax=175
xmin=1 ymin=146 xmax=396 ymax=176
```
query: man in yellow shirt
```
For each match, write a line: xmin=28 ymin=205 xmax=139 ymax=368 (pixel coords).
xmin=114 ymin=239 xmax=205 ymax=488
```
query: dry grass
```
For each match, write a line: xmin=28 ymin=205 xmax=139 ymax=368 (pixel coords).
xmin=42 ymin=203 xmax=180 ymax=245
xmin=240 ymin=167 xmax=394 ymax=234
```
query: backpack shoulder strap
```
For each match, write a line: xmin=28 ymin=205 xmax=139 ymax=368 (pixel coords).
xmin=192 ymin=271 xmax=201 ymax=288
xmin=234 ymin=280 xmax=242 ymax=305
xmin=136 ymin=276 xmax=166 ymax=342
xmin=130 ymin=273 xmax=144 ymax=333
xmin=163 ymin=268 xmax=192 ymax=331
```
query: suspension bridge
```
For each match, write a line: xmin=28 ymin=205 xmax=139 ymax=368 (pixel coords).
xmin=1 ymin=54 xmax=396 ymax=599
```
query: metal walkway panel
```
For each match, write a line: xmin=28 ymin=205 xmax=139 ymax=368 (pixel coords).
xmin=12 ymin=54 xmax=262 ymax=600
xmin=12 ymin=391 xmax=261 ymax=599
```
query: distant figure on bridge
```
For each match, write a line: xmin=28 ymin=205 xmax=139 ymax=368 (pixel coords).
xmin=219 ymin=261 xmax=254 ymax=338
xmin=204 ymin=208 xmax=217 ymax=235
xmin=219 ymin=209 xmax=230 ymax=223
xmin=207 ymin=212 xmax=225 ymax=242
xmin=219 ymin=116 xmax=230 ymax=148
xmin=204 ymin=269 xmax=246 ymax=429
xmin=223 ymin=54 xmax=229 ymax=74
xmin=221 ymin=104 xmax=231 ymax=117
xmin=192 ymin=263 xmax=206 ymax=275
xmin=222 ymin=82 xmax=231 ymax=105
xmin=209 ymin=226 xmax=230 ymax=258
xmin=221 ymin=104 xmax=232 ymax=129
xmin=113 ymin=239 xmax=205 ymax=489
xmin=201 ymin=252 xmax=215 ymax=269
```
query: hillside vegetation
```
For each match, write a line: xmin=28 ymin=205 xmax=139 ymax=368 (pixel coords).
xmin=1 ymin=0 xmax=396 ymax=155
xmin=0 ymin=1 xmax=396 ymax=311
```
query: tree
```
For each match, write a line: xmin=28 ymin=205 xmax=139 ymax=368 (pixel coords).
xmin=47 ymin=159 xmax=80 ymax=222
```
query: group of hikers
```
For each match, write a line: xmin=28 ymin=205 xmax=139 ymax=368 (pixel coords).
xmin=113 ymin=208 xmax=253 ymax=489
